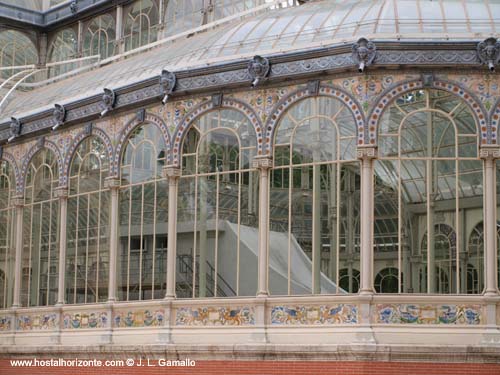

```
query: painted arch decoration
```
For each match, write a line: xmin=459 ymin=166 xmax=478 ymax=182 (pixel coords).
xmin=367 ymin=78 xmax=487 ymax=145
xmin=172 ymin=97 xmax=263 ymax=167
xmin=19 ymin=139 xmax=64 ymax=192
xmin=62 ymin=126 xmax=114 ymax=187
xmin=112 ymin=111 xmax=171 ymax=176
xmin=263 ymin=84 xmax=365 ymax=153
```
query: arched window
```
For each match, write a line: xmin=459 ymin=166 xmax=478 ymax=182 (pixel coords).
xmin=0 ymin=30 xmax=37 ymax=79
xmin=164 ymin=0 xmax=203 ymax=38
xmin=179 ymin=109 xmax=259 ymax=298
xmin=119 ymin=123 xmax=168 ymax=301
xmin=376 ymin=89 xmax=481 ymax=294
xmin=269 ymin=95 xmax=359 ymax=295
xmin=66 ymin=137 xmax=110 ymax=304
xmin=83 ymin=14 xmax=116 ymax=59
xmin=0 ymin=160 xmax=15 ymax=308
xmin=339 ymin=268 xmax=359 ymax=293
xmin=375 ymin=267 xmax=399 ymax=293
xmin=21 ymin=149 xmax=60 ymax=307
xmin=47 ymin=28 xmax=78 ymax=77
xmin=123 ymin=0 xmax=160 ymax=51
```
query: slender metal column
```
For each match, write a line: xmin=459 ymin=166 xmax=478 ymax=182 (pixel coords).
xmin=480 ymin=147 xmax=500 ymax=296
xmin=11 ymin=196 xmax=24 ymax=308
xmin=55 ymin=187 xmax=68 ymax=305
xmin=116 ymin=5 xmax=124 ymax=54
xmin=357 ymin=147 xmax=377 ymax=295
xmin=253 ymin=156 xmax=273 ymax=297
xmin=105 ymin=177 xmax=121 ymax=302
xmin=164 ymin=166 xmax=181 ymax=299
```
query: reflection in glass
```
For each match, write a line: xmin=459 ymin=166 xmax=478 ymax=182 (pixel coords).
xmin=21 ymin=149 xmax=60 ymax=307
xmin=66 ymin=137 xmax=110 ymax=304
xmin=119 ymin=124 xmax=168 ymax=301
xmin=377 ymin=89 xmax=482 ymax=294
xmin=270 ymin=96 xmax=359 ymax=295
xmin=179 ymin=109 xmax=258 ymax=298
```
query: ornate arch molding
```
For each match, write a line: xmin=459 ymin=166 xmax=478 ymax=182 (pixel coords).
xmin=490 ymin=98 xmax=500 ymax=145
xmin=62 ymin=127 xmax=114 ymax=187
xmin=112 ymin=112 xmax=171 ymax=177
xmin=0 ymin=151 xmax=21 ymax=195
xmin=263 ymin=84 xmax=365 ymax=155
xmin=19 ymin=140 xmax=64 ymax=192
xmin=367 ymin=79 xmax=488 ymax=145
xmin=171 ymin=97 xmax=263 ymax=167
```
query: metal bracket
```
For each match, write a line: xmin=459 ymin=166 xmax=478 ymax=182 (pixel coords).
xmin=52 ymin=104 xmax=66 ymax=130
xmin=8 ymin=117 xmax=21 ymax=143
xmin=352 ymin=37 xmax=376 ymax=73
xmin=248 ymin=55 xmax=270 ymax=87
xmin=212 ymin=93 xmax=223 ymax=107
xmin=160 ymin=70 xmax=176 ymax=104
xmin=101 ymin=88 xmax=116 ymax=117
xmin=84 ymin=123 xmax=93 ymax=136
xmin=477 ymin=37 xmax=500 ymax=72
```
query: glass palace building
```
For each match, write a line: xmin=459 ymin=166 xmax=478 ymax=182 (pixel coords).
xmin=0 ymin=0 xmax=500 ymax=372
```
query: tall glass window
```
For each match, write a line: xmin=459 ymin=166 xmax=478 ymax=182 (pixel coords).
xmin=123 ymin=0 xmax=160 ymax=51
xmin=164 ymin=0 xmax=203 ymax=37
xmin=21 ymin=149 xmax=60 ymax=307
xmin=119 ymin=124 xmax=168 ymax=301
xmin=0 ymin=30 xmax=37 ymax=79
xmin=377 ymin=89 xmax=482 ymax=294
xmin=0 ymin=160 xmax=15 ymax=308
xmin=47 ymin=28 xmax=78 ymax=77
xmin=83 ymin=14 xmax=116 ymax=59
xmin=178 ymin=109 xmax=259 ymax=298
xmin=66 ymin=137 xmax=110 ymax=304
xmin=269 ymin=96 xmax=360 ymax=295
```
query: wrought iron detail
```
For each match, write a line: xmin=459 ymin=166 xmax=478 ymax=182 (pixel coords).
xmin=352 ymin=38 xmax=376 ymax=73
xmin=212 ymin=93 xmax=223 ymax=107
xmin=137 ymin=108 xmax=146 ymax=122
xmin=0 ymin=146 xmax=3 ymax=160
xmin=248 ymin=55 xmax=270 ymax=87
xmin=52 ymin=104 xmax=66 ymax=130
xmin=8 ymin=117 xmax=21 ymax=142
xmin=37 ymin=136 xmax=45 ymax=149
xmin=159 ymin=70 xmax=176 ymax=104
xmin=421 ymin=73 xmax=434 ymax=87
xmin=84 ymin=123 xmax=93 ymax=136
xmin=101 ymin=88 xmax=116 ymax=116
xmin=307 ymin=80 xmax=320 ymax=95
xmin=477 ymin=37 xmax=500 ymax=72
xmin=69 ymin=0 xmax=78 ymax=14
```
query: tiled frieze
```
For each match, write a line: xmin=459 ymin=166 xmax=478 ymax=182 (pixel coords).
xmin=63 ymin=311 xmax=109 ymax=329
xmin=375 ymin=304 xmax=482 ymax=325
xmin=113 ymin=309 xmax=165 ymax=328
xmin=0 ymin=315 xmax=12 ymax=331
xmin=17 ymin=313 xmax=59 ymax=331
xmin=175 ymin=306 xmax=255 ymax=326
xmin=270 ymin=304 xmax=358 ymax=325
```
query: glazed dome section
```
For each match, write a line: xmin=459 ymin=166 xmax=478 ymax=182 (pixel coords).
xmin=201 ymin=0 xmax=500 ymax=61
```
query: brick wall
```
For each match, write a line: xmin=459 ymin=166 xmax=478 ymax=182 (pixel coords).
xmin=1 ymin=360 xmax=500 ymax=375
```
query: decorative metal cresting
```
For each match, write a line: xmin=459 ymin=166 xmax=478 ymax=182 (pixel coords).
xmin=248 ymin=55 xmax=270 ymax=87
xmin=69 ymin=0 xmax=78 ymax=14
xmin=477 ymin=37 xmax=500 ymax=72
xmin=100 ymin=88 xmax=116 ymax=117
xmin=7 ymin=117 xmax=21 ymax=143
xmin=352 ymin=38 xmax=376 ymax=73
xmin=52 ymin=104 xmax=66 ymax=131
xmin=160 ymin=70 xmax=176 ymax=105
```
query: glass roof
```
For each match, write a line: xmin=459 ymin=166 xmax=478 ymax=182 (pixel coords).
xmin=0 ymin=0 xmax=70 ymax=11
xmin=1 ymin=0 xmax=500 ymax=121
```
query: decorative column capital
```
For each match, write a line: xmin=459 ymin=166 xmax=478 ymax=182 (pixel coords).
xmin=104 ymin=177 xmax=121 ymax=190
xmin=11 ymin=195 xmax=24 ymax=208
xmin=54 ymin=186 xmax=69 ymax=200
xmin=356 ymin=146 xmax=378 ymax=160
xmin=162 ymin=166 xmax=182 ymax=180
xmin=479 ymin=145 xmax=500 ymax=160
xmin=252 ymin=156 xmax=273 ymax=170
